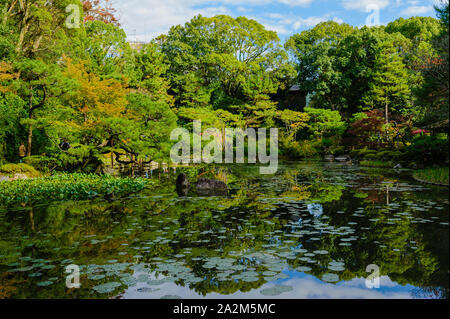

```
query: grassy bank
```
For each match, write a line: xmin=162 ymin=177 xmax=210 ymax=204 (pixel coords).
xmin=413 ymin=167 xmax=449 ymax=186
xmin=0 ymin=173 xmax=149 ymax=206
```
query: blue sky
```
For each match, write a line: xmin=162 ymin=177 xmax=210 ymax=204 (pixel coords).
xmin=114 ymin=0 xmax=443 ymax=42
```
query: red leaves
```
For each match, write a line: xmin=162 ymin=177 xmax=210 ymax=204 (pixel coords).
xmin=348 ymin=110 xmax=385 ymax=148
xmin=82 ymin=0 xmax=119 ymax=26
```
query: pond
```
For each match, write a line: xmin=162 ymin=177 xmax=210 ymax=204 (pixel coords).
xmin=0 ymin=162 xmax=448 ymax=299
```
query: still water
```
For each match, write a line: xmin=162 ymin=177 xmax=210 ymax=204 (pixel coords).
xmin=0 ymin=162 xmax=448 ymax=299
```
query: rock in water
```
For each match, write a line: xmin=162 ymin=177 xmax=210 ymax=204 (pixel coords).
xmin=196 ymin=178 xmax=227 ymax=190
xmin=176 ymin=173 xmax=190 ymax=196
xmin=196 ymin=178 xmax=228 ymax=196
xmin=335 ymin=155 xmax=351 ymax=162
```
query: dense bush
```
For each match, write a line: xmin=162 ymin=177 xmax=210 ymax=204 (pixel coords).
xmin=284 ymin=140 xmax=321 ymax=158
xmin=349 ymin=148 xmax=404 ymax=162
xmin=23 ymin=155 xmax=61 ymax=173
xmin=329 ymin=145 xmax=346 ymax=156
xmin=304 ymin=107 xmax=347 ymax=138
xmin=404 ymin=135 xmax=449 ymax=166
xmin=348 ymin=110 xmax=385 ymax=148
xmin=0 ymin=174 xmax=149 ymax=206
xmin=349 ymin=148 xmax=377 ymax=159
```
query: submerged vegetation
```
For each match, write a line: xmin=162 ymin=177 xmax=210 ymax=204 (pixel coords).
xmin=0 ymin=174 xmax=148 ymax=206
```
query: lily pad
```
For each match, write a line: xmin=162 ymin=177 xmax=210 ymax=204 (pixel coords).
xmin=322 ymin=273 xmax=340 ymax=283
xmin=260 ymin=285 xmax=294 ymax=296
xmin=93 ymin=282 xmax=122 ymax=293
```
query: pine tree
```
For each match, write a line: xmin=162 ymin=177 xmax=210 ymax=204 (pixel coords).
xmin=363 ymin=41 xmax=411 ymax=123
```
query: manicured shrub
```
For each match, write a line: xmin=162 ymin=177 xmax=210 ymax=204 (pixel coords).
xmin=404 ymin=135 xmax=448 ymax=165
xmin=304 ymin=107 xmax=347 ymax=138
xmin=0 ymin=163 xmax=40 ymax=178
xmin=373 ymin=150 xmax=404 ymax=161
xmin=351 ymin=148 xmax=377 ymax=159
xmin=321 ymin=138 xmax=333 ymax=148
xmin=329 ymin=145 xmax=346 ymax=156
xmin=286 ymin=140 xmax=321 ymax=158
xmin=364 ymin=153 xmax=378 ymax=160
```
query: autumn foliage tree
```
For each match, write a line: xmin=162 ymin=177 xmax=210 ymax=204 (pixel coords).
xmin=348 ymin=110 xmax=385 ymax=148
xmin=82 ymin=0 xmax=119 ymax=25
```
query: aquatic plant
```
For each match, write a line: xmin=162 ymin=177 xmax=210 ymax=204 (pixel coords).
xmin=413 ymin=167 xmax=449 ymax=186
xmin=0 ymin=173 xmax=149 ymax=206
xmin=360 ymin=160 xmax=394 ymax=168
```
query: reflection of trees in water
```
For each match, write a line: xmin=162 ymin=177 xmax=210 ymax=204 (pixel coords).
xmin=0 ymin=163 xmax=448 ymax=298
xmin=411 ymin=286 xmax=448 ymax=299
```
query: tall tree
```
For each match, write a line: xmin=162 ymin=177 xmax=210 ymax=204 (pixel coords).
xmin=362 ymin=39 xmax=411 ymax=123
xmin=285 ymin=21 xmax=355 ymax=112
xmin=161 ymin=14 xmax=294 ymax=121
xmin=416 ymin=0 xmax=449 ymax=128
xmin=0 ymin=0 xmax=83 ymax=156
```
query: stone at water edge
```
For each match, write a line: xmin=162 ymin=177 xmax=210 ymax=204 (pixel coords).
xmin=176 ymin=173 xmax=190 ymax=196
xmin=335 ymin=155 xmax=351 ymax=162
xmin=196 ymin=178 xmax=227 ymax=190
xmin=196 ymin=177 xmax=228 ymax=197
xmin=0 ymin=175 xmax=10 ymax=182
xmin=324 ymin=155 xmax=334 ymax=162
xmin=12 ymin=173 xmax=28 ymax=180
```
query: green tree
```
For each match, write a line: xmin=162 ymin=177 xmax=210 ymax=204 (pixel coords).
xmin=285 ymin=21 xmax=355 ymax=112
xmin=362 ymin=40 xmax=411 ymax=123
xmin=161 ymin=14 xmax=294 ymax=124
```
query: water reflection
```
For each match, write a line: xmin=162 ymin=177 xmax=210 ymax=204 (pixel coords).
xmin=0 ymin=162 xmax=448 ymax=299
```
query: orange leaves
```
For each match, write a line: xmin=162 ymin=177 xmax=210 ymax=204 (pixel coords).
xmin=0 ymin=62 xmax=18 ymax=94
xmin=62 ymin=57 xmax=128 ymax=127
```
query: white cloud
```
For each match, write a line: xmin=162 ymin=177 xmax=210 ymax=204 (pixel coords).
xmin=221 ymin=0 xmax=314 ymax=6
xmin=262 ymin=13 xmax=344 ymax=35
xmin=400 ymin=5 xmax=434 ymax=15
xmin=262 ymin=23 xmax=291 ymax=34
xmin=292 ymin=16 xmax=329 ymax=28
xmin=115 ymin=0 xmax=230 ymax=41
xmin=121 ymin=272 xmax=415 ymax=299
xmin=341 ymin=0 xmax=390 ymax=11
xmin=115 ymin=0 xmax=330 ymax=40
xmin=278 ymin=0 xmax=314 ymax=6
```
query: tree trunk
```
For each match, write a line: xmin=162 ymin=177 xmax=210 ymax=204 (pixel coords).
xmin=27 ymin=123 xmax=33 ymax=157
xmin=27 ymin=87 xmax=33 ymax=157
xmin=110 ymin=139 xmax=114 ymax=168
xmin=385 ymin=100 xmax=389 ymax=124
xmin=15 ymin=0 xmax=30 ymax=54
